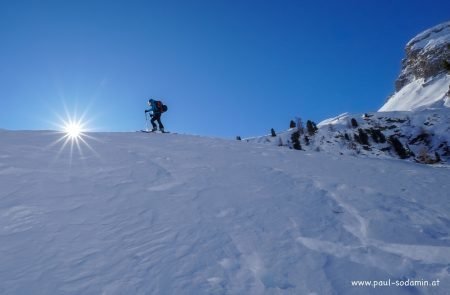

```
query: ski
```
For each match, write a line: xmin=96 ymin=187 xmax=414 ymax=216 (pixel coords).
xmin=140 ymin=130 xmax=171 ymax=134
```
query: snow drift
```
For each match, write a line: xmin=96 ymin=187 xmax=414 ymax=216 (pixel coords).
xmin=0 ymin=130 xmax=449 ymax=294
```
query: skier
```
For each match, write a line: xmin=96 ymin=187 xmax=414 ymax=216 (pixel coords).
xmin=145 ymin=99 xmax=166 ymax=132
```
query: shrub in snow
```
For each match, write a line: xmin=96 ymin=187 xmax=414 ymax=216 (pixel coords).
xmin=416 ymin=148 xmax=441 ymax=164
xmin=344 ymin=133 xmax=350 ymax=141
xmin=378 ymin=130 xmax=386 ymax=143
xmin=388 ymin=135 xmax=410 ymax=159
xmin=441 ymin=142 xmax=450 ymax=156
xmin=353 ymin=130 xmax=371 ymax=146
xmin=236 ymin=136 xmax=241 ymax=141
xmin=348 ymin=141 xmax=357 ymax=151
xmin=304 ymin=135 xmax=310 ymax=146
xmin=435 ymin=152 xmax=441 ymax=162
xmin=367 ymin=128 xmax=386 ymax=143
xmin=351 ymin=118 xmax=358 ymax=128
xmin=409 ymin=131 xmax=431 ymax=145
xmin=358 ymin=129 xmax=370 ymax=146
xmin=367 ymin=129 xmax=377 ymax=143
xmin=443 ymin=60 xmax=450 ymax=72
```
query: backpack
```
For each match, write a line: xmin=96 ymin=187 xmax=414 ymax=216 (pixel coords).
xmin=155 ymin=101 xmax=168 ymax=113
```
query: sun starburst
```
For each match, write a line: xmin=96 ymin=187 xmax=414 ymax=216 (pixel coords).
xmin=64 ymin=120 xmax=84 ymax=139
xmin=47 ymin=103 xmax=100 ymax=164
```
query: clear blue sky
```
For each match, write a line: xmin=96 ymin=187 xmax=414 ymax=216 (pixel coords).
xmin=1 ymin=0 xmax=449 ymax=138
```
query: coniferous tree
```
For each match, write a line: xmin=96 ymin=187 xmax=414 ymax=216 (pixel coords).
xmin=306 ymin=120 xmax=318 ymax=136
xmin=291 ymin=131 xmax=301 ymax=150
xmin=236 ymin=136 xmax=242 ymax=141
xmin=271 ymin=128 xmax=276 ymax=137
xmin=290 ymin=120 xmax=296 ymax=128
xmin=351 ymin=118 xmax=358 ymax=128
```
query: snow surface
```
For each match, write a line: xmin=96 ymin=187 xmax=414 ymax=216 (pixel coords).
xmin=379 ymin=74 xmax=450 ymax=112
xmin=1 ymin=130 xmax=450 ymax=294
xmin=407 ymin=21 xmax=450 ymax=52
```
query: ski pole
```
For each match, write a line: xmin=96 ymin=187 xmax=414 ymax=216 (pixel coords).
xmin=145 ymin=112 xmax=149 ymax=131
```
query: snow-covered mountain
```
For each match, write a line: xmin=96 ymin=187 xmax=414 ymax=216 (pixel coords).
xmin=0 ymin=129 xmax=449 ymax=294
xmin=380 ymin=21 xmax=450 ymax=112
xmin=247 ymin=22 xmax=450 ymax=164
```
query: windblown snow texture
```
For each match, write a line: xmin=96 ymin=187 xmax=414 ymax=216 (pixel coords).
xmin=0 ymin=130 xmax=449 ymax=294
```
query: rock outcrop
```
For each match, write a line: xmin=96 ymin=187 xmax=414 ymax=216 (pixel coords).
xmin=396 ymin=21 xmax=450 ymax=91
xmin=380 ymin=21 xmax=450 ymax=112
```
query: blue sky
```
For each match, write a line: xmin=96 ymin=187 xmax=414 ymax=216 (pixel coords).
xmin=1 ymin=0 xmax=449 ymax=138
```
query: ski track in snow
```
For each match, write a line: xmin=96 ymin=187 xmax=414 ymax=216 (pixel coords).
xmin=0 ymin=130 xmax=449 ymax=294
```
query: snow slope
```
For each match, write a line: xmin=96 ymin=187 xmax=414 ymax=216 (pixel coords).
xmin=379 ymin=74 xmax=450 ymax=112
xmin=1 ymin=130 xmax=450 ymax=294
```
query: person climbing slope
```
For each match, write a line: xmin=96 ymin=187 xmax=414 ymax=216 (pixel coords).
xmin=145 ymin=99 xmax=168 ymax=132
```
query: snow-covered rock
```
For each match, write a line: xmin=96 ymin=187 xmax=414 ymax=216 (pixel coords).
xmin=380 ymin=21 xmax=450 ymax=112
xmin=0 ymin=130 xmax=449 ymax=294
xmin=246 ymin=107 xmax=450 ymax=164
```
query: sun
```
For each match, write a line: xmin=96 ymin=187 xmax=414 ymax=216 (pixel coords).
xmin=47 ymin=106 xmax=99 ymax=163
xmin=64 ymin=121 xmax=84 ymax=139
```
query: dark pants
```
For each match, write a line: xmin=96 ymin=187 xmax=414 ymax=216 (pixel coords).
xmin=151 ymin=113 xmax=164 ymax=130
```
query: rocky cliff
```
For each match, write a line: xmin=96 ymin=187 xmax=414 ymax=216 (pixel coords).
xmin=380 ymin=21 xmax=450 ymax=112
